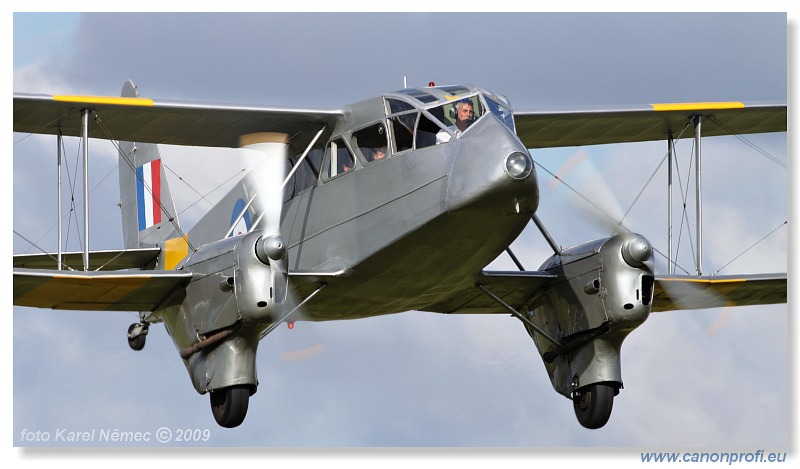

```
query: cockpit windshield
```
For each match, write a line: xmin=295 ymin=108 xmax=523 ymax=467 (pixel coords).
xmin=379 ymin=86 xmax=517 ymax=151
xmin=422 ymin=91 xmax=515 ymax=143
xmin=483 ymin=95 xmax=515 ymax=133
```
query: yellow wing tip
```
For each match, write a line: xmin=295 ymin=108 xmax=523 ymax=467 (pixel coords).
xmin=659 ymin=277 xmax=747 ymax=284
xmin=53 ymin=95 xmax=154 ymax=107
xmin=651 ymin=102 xmax=745 ymax=112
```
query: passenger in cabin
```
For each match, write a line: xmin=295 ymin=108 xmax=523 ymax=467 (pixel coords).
xmin=436 ymin=100 xmax=475 ymax=144
xmin=371 ymin=147 xmax=387 ymax=162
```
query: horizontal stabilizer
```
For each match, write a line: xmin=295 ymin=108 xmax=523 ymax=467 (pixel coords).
xmin=13 ymin=248 xmax=162 ymax=271
xmin=652 ymin=273 xmax=786 ymax=312
xmin=14 ymin=268 xmax=192 ymax=311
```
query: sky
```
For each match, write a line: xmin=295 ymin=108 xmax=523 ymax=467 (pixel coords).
xmin=4 ymin=6 xmax=795 ymax=466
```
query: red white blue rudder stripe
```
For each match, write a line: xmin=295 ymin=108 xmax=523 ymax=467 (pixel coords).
xmin=136 ymin=159 xmax=162 ymax=231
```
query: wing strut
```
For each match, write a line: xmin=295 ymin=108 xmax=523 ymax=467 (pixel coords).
xmin=476 ymin=284 xmax=562 ymax=347
xmin=258 ymin=283 xmax=327 ymax=340
xmin=694 ymin=116 xmax=703 ymax=275
xmin=504 ymin=248 xmax=525 ymax=271
xmin=667 ymin=133 xmax=674 ymax=274
xmin=81 ymin=109 xmax=90 ymax=270
xmin=533 ymin=214 xmax=560 ymax=255
xmin=281 ymin=125 xmax=326 ymax=192
xmin=57 ymin=128 xmax=63 ymax=270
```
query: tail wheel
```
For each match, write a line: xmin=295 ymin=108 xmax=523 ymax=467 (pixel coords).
xmin=210 ymin=385 xmax=251 ymax=428
xmin=573 ymin=382 xmax=615 ymax=429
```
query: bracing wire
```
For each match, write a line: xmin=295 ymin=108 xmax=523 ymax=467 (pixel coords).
xmin=707 ymin=116 xmax=787 ymax=170
xmin=92 ymin=112 xmax=196 ymax=252
xmin=712 ymin=221 xmax=787 ymax=276
xmin=534 ymin=161 xmax=631 ymax=235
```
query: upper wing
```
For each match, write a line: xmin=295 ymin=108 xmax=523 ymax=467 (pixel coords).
xmin=652 ymin=273 xmax=786 ymax=312
xmin=513 ymin=101 xmax=786 ymax=149
xmin=13 ymin=92 xmax=343 ymax=149
xmin=14 ymin=268 xmax=192 ymax=311
xmin=421 ymin=270 xmax=557 ymax=314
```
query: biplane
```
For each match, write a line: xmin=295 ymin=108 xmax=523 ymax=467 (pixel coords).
xmin=12 ymin=81 xmax=787 ymax=429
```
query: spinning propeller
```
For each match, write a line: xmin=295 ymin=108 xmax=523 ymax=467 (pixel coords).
xmin=547 ymin=149 xmax=627 ymax=238
xmin=240 ymin=137 xmax=326 ymax=360
xmin=548 ymin=149 xmax=730 ymax=325
xmin=231 ymin=136 xmax=290 ymax=321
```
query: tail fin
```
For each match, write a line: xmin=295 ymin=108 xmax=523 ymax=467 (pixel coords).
xmin=118 ymin=80 xmax=181 ymax=249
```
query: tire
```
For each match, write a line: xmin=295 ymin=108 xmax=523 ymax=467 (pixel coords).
xmin=210 ymin=385 xmax=250 ymax=428
xmin=127 ymin=323 xmax=146 ymax=351
xmin=573 ymin=382 xmax=615 ymax=429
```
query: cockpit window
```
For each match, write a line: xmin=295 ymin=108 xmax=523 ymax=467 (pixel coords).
xmin=387 ymin=98 xmax=416 ymax=114
xmin=397 ymin=88 xmax=439 ymax=104
xmin=352 ymin=122 xmax=389 ymax=164
xmin=438 ymin=85 xmax=471 ymax=96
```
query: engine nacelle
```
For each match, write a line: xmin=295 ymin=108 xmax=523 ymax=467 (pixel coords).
xmin=164 ymin=230 xmax=289 ymax=395
xmin=172 ymin=230 xmax=287 ymax=339
xmin=233 ymin=231 xmax=287 ymax=322
xmin=523 ymin=232 xmax=655 ymax=398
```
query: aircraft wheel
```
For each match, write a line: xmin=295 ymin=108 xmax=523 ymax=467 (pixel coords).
xmin=210 ymin=385 xmax=250 ymax=428
xmin=127 ymin=323 xmax=147 ymax=351
xmin=572 ymin=382 xmax=615 ymax=429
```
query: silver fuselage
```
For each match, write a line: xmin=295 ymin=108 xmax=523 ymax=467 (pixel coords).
xmin=281 ymin=94 xmax=538 ymax=320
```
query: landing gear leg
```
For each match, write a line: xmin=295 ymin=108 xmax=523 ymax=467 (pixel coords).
xmin=572 ymin=382 xmax=616 ymax=429
xmin=127 ymin=322 xmax=149 ymax=351
xmin=210 ymin=385 xmax=251 ymax=428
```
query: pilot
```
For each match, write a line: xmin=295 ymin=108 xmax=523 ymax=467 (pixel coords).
xmin=436 ymin=100 xmax=475 ymax=144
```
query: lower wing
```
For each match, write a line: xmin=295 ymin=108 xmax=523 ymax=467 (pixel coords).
xmin=421 ymin=271 xmax=786 ymax=314
xmin=652 ymin=273 xmax=786 ymax=312
xmin=13 ymin=268 xmax=192 ymax=311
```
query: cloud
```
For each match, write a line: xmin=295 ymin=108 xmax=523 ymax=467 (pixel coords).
xmin=10 ymin=12 xmax=790 ymax=450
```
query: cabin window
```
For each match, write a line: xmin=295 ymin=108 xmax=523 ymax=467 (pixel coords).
xmin=289 ymin=147 xmax=323 ymax=196
xmin=386 ymin=98 xmax=419 ymax=153
xmin=389 ymin=113 xmax=416 ymax=153
xmin=323 ymin=138 xmax=355 ymax=179
xmin=415 ymin=114 xmax=440 ymax=149
xmin=352 ymin=122 xmax=389 ymax=164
